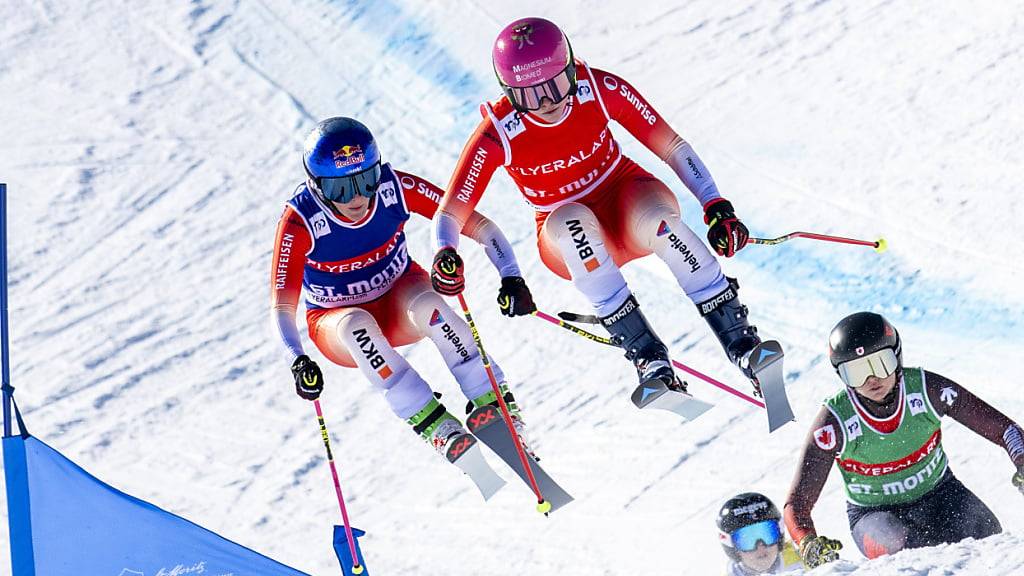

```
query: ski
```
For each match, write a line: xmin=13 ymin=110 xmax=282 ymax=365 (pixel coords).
xmin=748 ymin=340 xmax=795 ymax=432
xmin=445 ymin=432 xmax=506 ymax=500
xmin=466 ymin=405 xmax=574 ymax=514
xmin=630 ymin=378 xmax=714 ymax=421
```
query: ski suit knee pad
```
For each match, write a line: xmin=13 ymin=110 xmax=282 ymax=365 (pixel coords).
xmin=408 ymin=290 xmax=504 ymax=401
xmin=852 ymin=512 xmax=909 ymax=559
xmin=697 ymin=279 xmax=760 ymax=368
xmin=639 ymin=207 xmax=727 ymax=303
xmin=543 ymin=202 xmax=630 ymax=316
xmin=335 ymin=308 xmax=432 ymax=419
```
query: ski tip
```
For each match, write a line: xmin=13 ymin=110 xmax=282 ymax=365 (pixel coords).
xmin=767 ymin=416 xmax=797 ymax=433
xmin=481 ymin=478 xmax=508 ymax=501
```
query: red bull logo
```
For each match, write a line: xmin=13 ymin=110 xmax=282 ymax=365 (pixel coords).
xmin=333 ymin=145 xmax=365 ymax=169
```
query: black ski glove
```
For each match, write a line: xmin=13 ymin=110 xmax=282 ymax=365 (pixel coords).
xmin=497 ymin=276 xmax=536 ymax=317
xmin=1013 ymin=463 xmax=1024 ymax=496
xmin=291 ymin=354 xmax=324 ymax=401
xmin=799 ymin=534 xmax=842 ymax=569
xmin=703 ymin=198 xmax=749 ymax=258
xmin=431 ymin=247 xmax=465 ymax=296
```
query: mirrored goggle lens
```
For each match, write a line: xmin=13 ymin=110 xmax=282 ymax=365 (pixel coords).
xmin=730 ymin=520 xmax=782 ymax=552
xmin=319 ymin=162 xmax=381 ymax=203
xmin=505 ymin=65 xmax=576 ymax=111
xmin=838 ymin=348 xmax=899 ymax=388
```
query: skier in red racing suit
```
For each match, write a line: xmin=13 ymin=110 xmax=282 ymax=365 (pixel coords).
xmin=431 ymin=17 xmax=766 ymax=394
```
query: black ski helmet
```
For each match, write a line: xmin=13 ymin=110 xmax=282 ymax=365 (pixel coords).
xmin=828 ymin=312 xmax=902 ymax=381
xmin=717 ymin=492 xmax=782 ymax=561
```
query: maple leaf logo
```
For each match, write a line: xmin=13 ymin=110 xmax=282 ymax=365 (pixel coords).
xmin=814 ymin=425 xmax=837 ymax=450
xmin=818 ymin=428 xmax=832 ymax=445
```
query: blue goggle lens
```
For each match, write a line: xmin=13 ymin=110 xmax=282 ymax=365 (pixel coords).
xmin=731 ymin=520 xmax=782 ymax=552
xmin=318 ymin=162 xmax=381 ymax=203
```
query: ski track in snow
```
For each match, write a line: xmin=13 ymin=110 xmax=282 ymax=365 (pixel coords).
xmin=1 ymin=1 xmax=1023 ymax=574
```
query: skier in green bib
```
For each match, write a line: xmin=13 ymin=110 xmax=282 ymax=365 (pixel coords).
xmin=782 ymin=312 xmax=1024 ymax=568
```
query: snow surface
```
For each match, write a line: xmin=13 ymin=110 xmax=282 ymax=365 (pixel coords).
xmin=2 ymin=0 xmax=1023 ymax=574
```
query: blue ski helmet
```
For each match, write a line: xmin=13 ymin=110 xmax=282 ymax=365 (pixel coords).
xmin=302 ymin=117 xmax=382 ymax=203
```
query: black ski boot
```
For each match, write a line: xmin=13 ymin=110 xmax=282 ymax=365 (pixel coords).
xmin=600 ymin=295 xmax=677 ymax=389
xmin=698 ymin=278 xmax=761 ymax=383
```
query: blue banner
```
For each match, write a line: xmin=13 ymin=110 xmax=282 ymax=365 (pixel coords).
xmin=333 ymin=525 xmax=370 ymax=575
xmin=3 ymin=435 xmax=310 ymax=576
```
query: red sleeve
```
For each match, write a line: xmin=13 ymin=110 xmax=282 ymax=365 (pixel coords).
xmin=396 ymin=169 xmax=489 ymax=235
xmin=784 ymin=407 xmax=842 ymax=544
xmin=396 ymin=169 xmax=445 ymax=218
xmin=591 ymin=67 xmax=688 ymax=161
xmin=435 ymin=116 xmax=506 ymax=236
xmin=270 ymin=206 xmax=311 ymax=356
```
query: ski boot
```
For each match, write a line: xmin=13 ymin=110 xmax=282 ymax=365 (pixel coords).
xmin=600 ymin=295 xmax=676 ymax=388
xmin=407 ymin=395 xmax=469 ymax=455
xmin=408 ymin=395 xmax=506 ymax=499
xmin=468 ymin=383 xmax=537 ymax=461
xmin=698 ymin=278 xmax=762 ymax=393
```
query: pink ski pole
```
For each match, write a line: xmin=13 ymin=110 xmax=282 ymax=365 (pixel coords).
xmin=533 ymin=310 xmax=765 ymax=409
xmin=314 ymin=399 xmax=364 ymax=575
xmin=749 ymin=231 xmax=887 ymax=253
xmin=457 ymin=293 xmax=550 ymax=515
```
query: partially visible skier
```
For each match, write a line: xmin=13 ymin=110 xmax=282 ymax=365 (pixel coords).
xmin=270 ymin=117 xmax=537 ymax=465
xmin=717 ymin=493 xmax=803 ymax=575
xmin=431 ymin=17 xmax=766 ymax=396
xmin=784 ymin=312 xmax=1024 ymax=567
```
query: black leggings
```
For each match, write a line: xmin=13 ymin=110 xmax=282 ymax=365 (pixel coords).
xmin=847 ymin=472 xmax=1001 ymax=558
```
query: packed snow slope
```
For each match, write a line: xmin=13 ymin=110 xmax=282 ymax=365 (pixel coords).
xmin=2 ymin=1 xmax=1023 ymax=574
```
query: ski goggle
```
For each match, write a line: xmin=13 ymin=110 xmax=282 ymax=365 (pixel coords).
xmin=729 ymin=520 xmax=783 ymax=552
xmin=837 ymin=348 xmax=899 ymax=388
xmin=314 ymin=161 xmax=382 ymax=203
xmin=501 ymin=63 xmax=577 ymax=112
